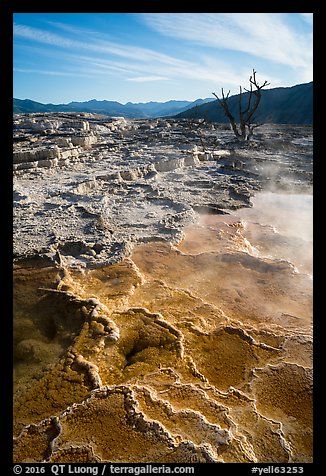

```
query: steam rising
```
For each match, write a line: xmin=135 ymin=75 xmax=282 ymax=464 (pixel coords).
xmin=237 ymin=192 xmax=313 ymax=275
xmin=13 ymin=118 xmax=313 ymax=463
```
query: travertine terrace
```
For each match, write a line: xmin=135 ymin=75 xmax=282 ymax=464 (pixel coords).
xmin=13 ymin=112 xmax=313 ymax=463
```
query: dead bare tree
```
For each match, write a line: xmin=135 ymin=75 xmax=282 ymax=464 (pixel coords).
xmin=213 ymin=69 xmax=270 ymax=141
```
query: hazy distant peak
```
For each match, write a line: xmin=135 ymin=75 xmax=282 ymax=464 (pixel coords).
xmin=13 ymin=84 xmax=312 ymax=123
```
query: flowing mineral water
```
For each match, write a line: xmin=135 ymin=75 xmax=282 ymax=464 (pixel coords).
xmin=13 ymin=191 xmax=313 ymax=463
xmin=13 ymin=117 xmax=313 ymax=463
xmin=236 ymin=192 xmax=313 ymax=275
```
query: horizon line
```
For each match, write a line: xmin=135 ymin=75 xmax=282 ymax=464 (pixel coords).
xmin=13 ymin=79 xmax=313 ymax=106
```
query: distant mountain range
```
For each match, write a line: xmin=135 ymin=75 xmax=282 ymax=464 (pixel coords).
xmin=13 ymin=82 xmax=312 ymax=123
xmin=13 ymin=97 xmax=215 ymax=119
xmin=175 ymin=82 xmax=313 ymax=124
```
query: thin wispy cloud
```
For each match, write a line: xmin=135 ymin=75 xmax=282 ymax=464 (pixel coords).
xmin=14 ymin=22 xmax=256 ymax=87
xmin=44 ymin=20 xmax=102 ymax=37
xmin=64 ymin=52 xmax=174 ymax=82
xmin=14 ymin=67 xmax=97 ymax=78
xmin=127 ymin=76 xmax=169 ymax=82
xmin=14 ymin=23 xmax=80 ymax=49
xmin=141 ymin=13 xmax=312 ymax=70
xmin=300 ymin=13 xmax=313 ymax=25
xmin=13 ymin=22 xmax=187 ymax=68
xmin=65 ymin=51 xmax=263 ymax=88
xmin=13 ymin=13 xmax=313 ymax=103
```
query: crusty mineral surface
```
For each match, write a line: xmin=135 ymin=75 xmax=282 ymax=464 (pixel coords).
xmin=13 ymin=113 xmax=313 ymax=463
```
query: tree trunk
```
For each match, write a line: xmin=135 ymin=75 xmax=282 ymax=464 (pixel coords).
xmin=213 ymin=69 xmax=270 ymax=142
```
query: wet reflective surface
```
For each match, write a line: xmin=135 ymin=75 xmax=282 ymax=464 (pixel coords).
xmin=13 ymin=192 xmax=313 ymax=463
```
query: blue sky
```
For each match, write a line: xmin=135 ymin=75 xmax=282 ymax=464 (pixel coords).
xmin=13 ymin=13 xmax=313 ymax=104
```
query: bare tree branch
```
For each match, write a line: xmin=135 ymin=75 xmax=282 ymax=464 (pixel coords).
xmin=213 ymin=69 xmax=269 ymax=141
xmin=212 ymin=91 xmax=240 ymax=138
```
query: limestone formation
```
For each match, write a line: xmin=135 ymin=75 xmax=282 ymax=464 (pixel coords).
xmin=13 ymin=112 xmax=313 ymax=463
xmin=13 ymin=113 xmax=312 ymax=269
